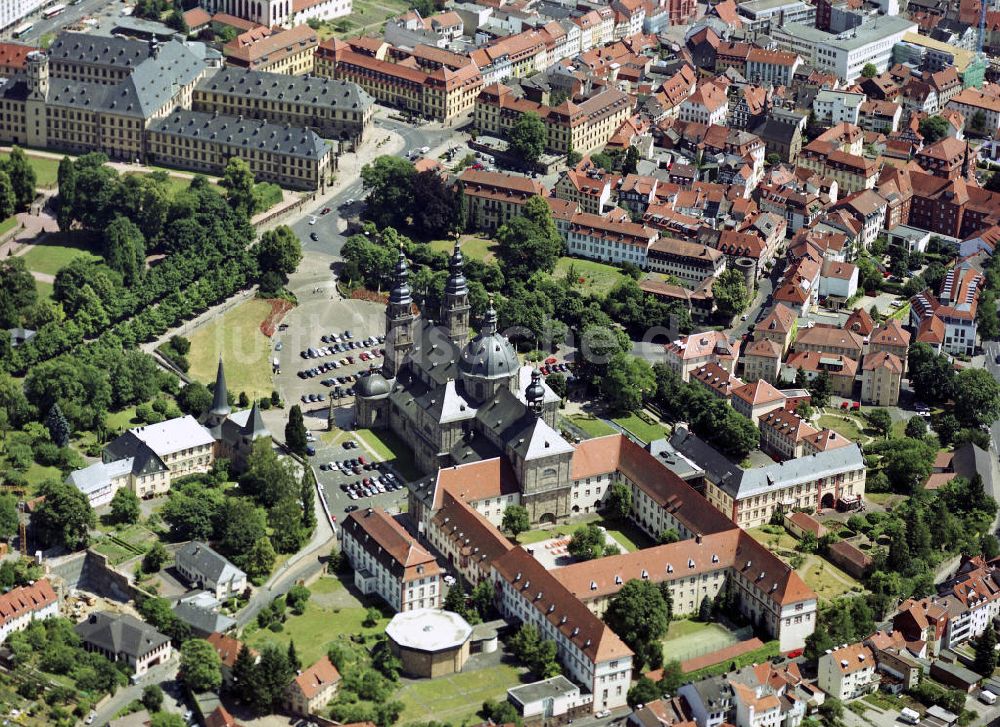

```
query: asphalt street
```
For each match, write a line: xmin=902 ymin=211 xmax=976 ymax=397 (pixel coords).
xmin=16 ymin=0 xmax=116 ymax=42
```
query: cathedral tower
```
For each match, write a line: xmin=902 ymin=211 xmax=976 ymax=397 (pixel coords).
xmin=441 ymin=242 xmax=470 ymax=345
xmin=384 ymin=246 xmax=415 ymax=379
xmin=203 ymin=357 xmax=231 ymax=431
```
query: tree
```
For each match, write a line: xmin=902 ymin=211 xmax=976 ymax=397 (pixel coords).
xmin=245 ymin=536 xmax=276 ymax=584
xmin=600 ymin=352 xmax=655 ymax=414
xmin=0 ymin=495 xmax=17 ymax=543
xmin=698 ymin=595 xmax=713 ymax=621
xmin=606 ymin=482 xmax=632 ymax=521
xmin=257 ymin=226 xmax=302 ymax=291
xmin=0 ymin=257 xmax=37 ymax=328
xmin=622 ymin=146 xmax=640 ymax=175
xmin=470 ymin=579 xmax=494 ymax=620
xmin=32 ymin=480 xmax=96 ymax=550
xmin=975 ymin=627 xmax=998 ymax=676
xmin=508 ymin=112 xmax=547 ymax=164
xmin=143 ymin=541 xmax=169 ymax=573
xmin=57 ymin=157 xmax=76 ymax=229
xmin=180 ymin=639 xmax=223 ymax=692
xmin=142 ymin=684 xmax=164 ymax=712
xmin=861 ymin=63 xmax=878 ymax=78
xmin=904 ymin=416 xmax=927 ymax=439
xmin=0 ymin=170 xmax=14 ymax=221
xmin=410 ymin=170 xmax=462 ymax=239
xmin=231 ymin=643 xmax=262 ymax=704
xmin=218 ymin=498 xmax=267 ymax=567
xmin=627 ymin=676 xmax=660 ymax=709
xmin=804 ymin=625 xmax=834 ymax=662
xmin=604 ymin=580 xmax=670 ymax=668
xmin=102 ymin=216 xmax=146 ymax=285
xmin=45 ymin=403 xmax=71 ymax=447
xmin=908 ymin=343 xmax=955 ymax=404
xmin=884 ymin=438 xmax=934 ymax=493
xmin=482 ymin=699 xmax=521 ymax=726
xmin=177 ymin=381 xmax=213 ymax=417
xmin=918 ymin=115 xmax=949 ymax=144
xmin=240 ymin=439 xmax=298 ymax=508
xmin=568 ymin=523 xmax=612 ymax=561
xmin=546 ymin=372 xmax=567 ymax=399
xmin=269 ymin=496 xmax=306 ymax=553
xmin=714 ymin=268 xmax=750 ymax=318
xmin=496 ymin=196 xmax=564 ymax=279
xmin=970 ymin=110 xmax=988 ymax=136
xmin=502 ymin=505 xmax=530 ymax=537
xmin=110 ymin=488 xmax=141 ymax=525
xmin=300 ymin=468 xmax=316 ymax=532
xmin=3 ymin=146 xmax=36 ymax=211
xmin=865 ymin=408 xmax=892 ymax=438
xmin=221 ymin=157 xmax=256 ymax=218
xmin=978 ymin=289 xmax=999 ymax=341
xmin=954 ymin=368 xmax=1000 ymax=428
xmin=284 ymin=405 xmax=308 ymax=456
xmin=659 ymin=660 xmax=684 ymax=695
xmin=360 ymin=156 xmax=415 ymax=229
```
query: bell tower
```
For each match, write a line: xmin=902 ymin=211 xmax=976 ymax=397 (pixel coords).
xmin=384 ymin=245 xmax=415 ymax=379
xmin=441 ymin=242 xmax=470 ymax=345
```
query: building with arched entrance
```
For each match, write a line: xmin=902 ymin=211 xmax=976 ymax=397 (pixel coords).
xmin=354 ymin=244 xmax=577 ymax=527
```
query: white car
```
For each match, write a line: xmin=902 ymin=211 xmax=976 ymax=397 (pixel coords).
xmin=309 ymin=217 xmax=317 ymax=225
xmin=595 ymin=710 xmax=611 ymax=718
xmin=443 ymin=575 xmax=456 ymax=586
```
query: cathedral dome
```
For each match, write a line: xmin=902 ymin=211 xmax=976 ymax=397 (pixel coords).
xmin=356 ymin=370 xmax=391 ymax=398
xmin=458 ymin=302 xmax=519 ymax=381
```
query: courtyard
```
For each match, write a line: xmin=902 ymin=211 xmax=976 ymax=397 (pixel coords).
xmin=516 ymin=512 xmax=653 ymax=553
xmin=661 ymin=619 xmax=743 ymax=663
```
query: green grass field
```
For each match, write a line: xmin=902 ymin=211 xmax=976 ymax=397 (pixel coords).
xmin=0 ymin=216 xmax=18 ymax=237
xmin=0 ymin=152 xmax=60 ymax=188
xmin=20 ymin=239 xmax=100 ymax=277
xmin=35 ymin=280 xmax=53 ymax=300
xmin=612 ymin=412 xmax=669 ymax=444
xmin=747 ymin=526 xmax=864 ymax=600
xmin=554 ymin=257 xmax=626 ymax=296
xmin=662 ymin=620 xmax=740 ymax=662
xmin=516 ymin=513 xmax=650 ymax=553
xmin=248 ymin=575 xmax=391 ymax=666
xmin=396 ymin=662 xmax=526 ymax=725
xmin=817 ymin=413 xmax=864 ymax=441
xmin=354 ymin=428 xmax=422 ymax=481
xmin=429 ymin=235 xmax=497 ymax=262
xmin=325 ymin=0 xmax=409 ymax=38
xmin=563 ymin=413 xmax=617 ymax=438
xmin=188 ymin=298 xmax=275 ymax=398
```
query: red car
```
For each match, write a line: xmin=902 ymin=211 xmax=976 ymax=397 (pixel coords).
xmin=840 ymin=401 xmax=849 ymax=410
xmin=321 ymin=207 xmax=331 ymax=215
xmin=540 ymin=366 xmax=550 ymax=375
xmin=852 ymin=401 xmax=861 ymax=411
xmin=358 ymin=455 xmax=367 ymax=465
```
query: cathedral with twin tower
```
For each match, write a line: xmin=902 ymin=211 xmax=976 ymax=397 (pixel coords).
xmin=354 ymin=244 xmax=579 ymax=524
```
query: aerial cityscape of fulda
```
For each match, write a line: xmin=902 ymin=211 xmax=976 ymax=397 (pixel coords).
xmin=2 ymin=0 xmax=1000 ymax=722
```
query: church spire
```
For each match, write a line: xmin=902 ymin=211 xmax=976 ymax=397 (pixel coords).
xmin=210 ymin=357 xmax=231 ymax=419
xmin=962 ymin=139 xmax=971 ymax=180
xmin=482 ymin=297 xmax=498 ymax=335
xmin=525 ymin=368 xmax=544 ymax=414
xmin=442 ymin=241 xmax=470 ymax=344
xmin=389 ymin=244 xmax=412 ymax=307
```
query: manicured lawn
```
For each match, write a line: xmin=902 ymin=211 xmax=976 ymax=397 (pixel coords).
xmin=563 ymin=413 xmax=616 ymax=438
xmin=516 ymin=513 xmax=650 ymax=552
xmin=747 ymin=526 xmax=864 ymax=600
xmin=92 ymin=524 xmax=158 ymax=565
xmin=611 ymin=412 xmax=669 ymax=444
xmin=354 ymin=427 xmax=422 ymax=481
xmin=105 ymin=406 xmax=141 ymax=433
xmin=188 ymin=298 xmax=274 ymax=397
xmin=327 ymin=0 xmax=409 ymax=37
xmin=396 ymin=662 xmax=526 ymax=725
xmin=35 ymin=280 xmax=53 ymax=300
xmin=20 ymin=239 xmax=100 ymax=277
xmin=817 ymin=413 xmax=864 ymax=441
xmin=429 ymin=234 xmax=497 ymax=262
xmin=0 ymin=215 xmax=18 ymax=236
xmin=553 ymin=257 xmax=626 ymax=296
xmin=24 ymin=462 xmax=61 ymax=488
xmin=662 ymin=619 xmax=740 ymax=662
xmin=0 ymin=152 xmax=60 ymax=188
xmin=248 ymin=575 xmax=391 ymax=667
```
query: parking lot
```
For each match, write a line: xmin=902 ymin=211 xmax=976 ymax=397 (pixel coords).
xmin=293 ymin=330 xmax=387 ymax=414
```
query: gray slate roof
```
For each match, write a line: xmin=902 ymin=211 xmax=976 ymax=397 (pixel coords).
xmin=149 ymin=109 xmax=330 ymax=160
xmin=172 ymin=599 xmax=236 ymax=636
xmin=48 ymin=32 xmax=152 ymax=69
xmin=176 ymin=541 xmax=245 ymax=586
xmin=75 ymin=612 xmax=169 ymax=658
xmin=669 ymin=425 xmax=864 ymax=499
xmin=197 ymin=67 xmax=373 ymax=113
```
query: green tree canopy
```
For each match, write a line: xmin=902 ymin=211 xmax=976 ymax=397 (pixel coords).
xmin=221 ymin=157 xmax=256 ymax=218
xmin=110 ymin=488 xmax=141 ymax=525
xmin=360 ymin=156 xmax=416 ymax=229
xmin=714 ymin=268 xmax=750 ymax=318
xmin=33 ymin=479 xmax=96 ymax=550
xmin=954 ymin=368 xmax=1000 ymax=428
xmin=284 ymin=405 xmax=309 ymax=457
xmin=496 ymin=196 xmax=564 ymax=280
xmin=861 ymin=63 xmax=878 ymax=78
xmin=180 ymin=638 xmax=223 ymax=693
xmin=507 ymin=112 xmax=547 ymax=164
xmin=502 ymin=504 xmax=530 ymax=537
xmin=604 ymin=580 xmax=670 ymax=670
